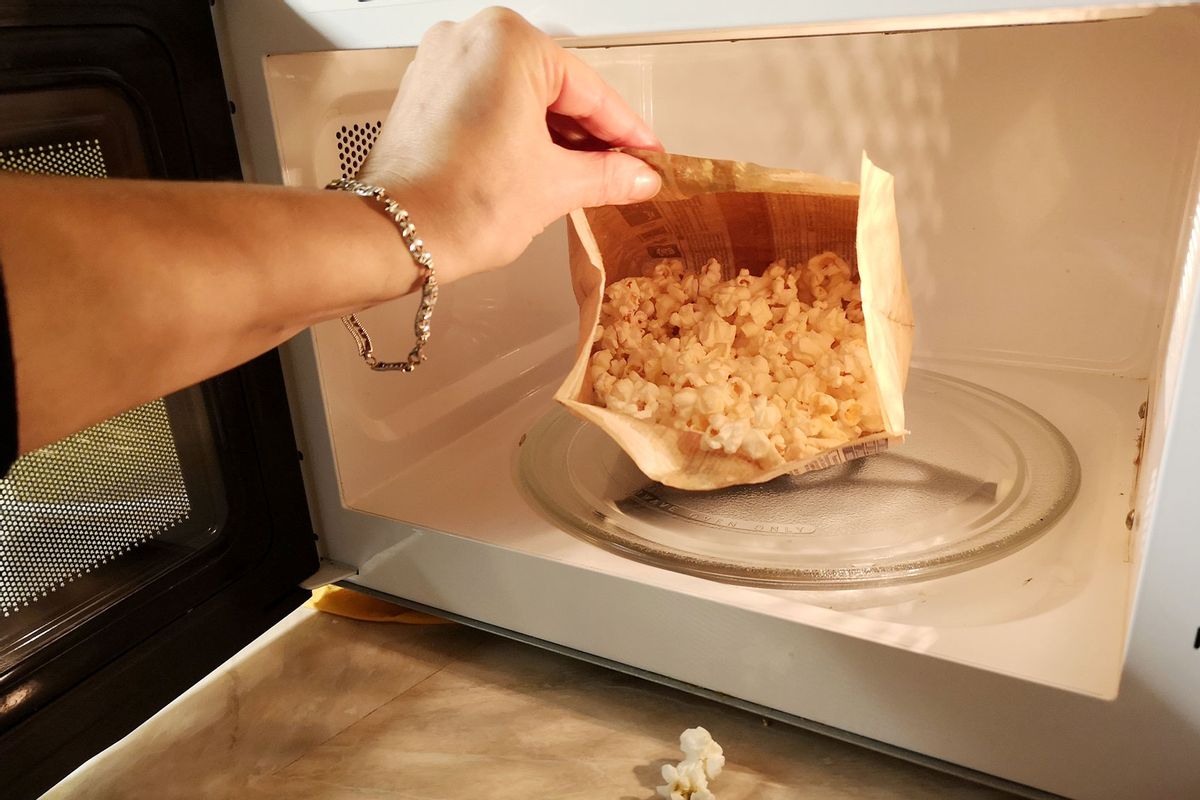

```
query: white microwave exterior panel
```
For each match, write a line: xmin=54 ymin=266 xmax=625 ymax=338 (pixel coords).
xmin=233 ymin=3 xmax=1200 ymax=799
xmin=260 ymin=9 xmax=1200 ymax=673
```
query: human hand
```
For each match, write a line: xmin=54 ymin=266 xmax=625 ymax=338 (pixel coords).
xmin=356 ymin=7 xmax=664 ymax=285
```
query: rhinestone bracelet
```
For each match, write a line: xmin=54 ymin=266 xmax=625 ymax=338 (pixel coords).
xmin=325 ymin=177 xmax=438 ymax=372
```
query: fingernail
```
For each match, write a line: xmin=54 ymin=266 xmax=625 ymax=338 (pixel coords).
xmin=638 ymin=129 xmax=664 ymax=151
xmin=630 ymin=169 xmax=661 ymax=202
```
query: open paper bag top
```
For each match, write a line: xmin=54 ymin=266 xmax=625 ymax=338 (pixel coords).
xmin=554 ymin=150 xmax=913 ymax=491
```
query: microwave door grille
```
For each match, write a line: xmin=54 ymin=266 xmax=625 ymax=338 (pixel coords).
xmin=0 ymin=118 xmax=225 ymax=671
xmin=0 ymin=138 xmax=108 ymax=179
xmin=0 ymin=399 xmax=191 ymax=627
xmin=0 ymin=398 xmax=211 ymax=662
xmin=0 ymin=9 xmax=321 ymax=795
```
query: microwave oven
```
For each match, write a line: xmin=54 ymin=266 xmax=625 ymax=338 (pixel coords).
xmin=3 ymin=1 xmax=1199 ymax=798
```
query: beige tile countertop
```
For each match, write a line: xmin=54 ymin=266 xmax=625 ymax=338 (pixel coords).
xmin=47 ymin=605 xmax=1018 ymax=800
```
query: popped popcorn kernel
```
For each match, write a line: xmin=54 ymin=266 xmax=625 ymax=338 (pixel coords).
xmin=657 ymin=727 xmax=725 ymax=800
xmin=590 ymin=254 xmax=886 ymax=462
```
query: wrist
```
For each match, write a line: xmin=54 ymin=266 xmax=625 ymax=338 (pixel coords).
xmin=353 ymin=168 xmax=462 ymax=286
xmin=325 ymin=177 xmax=441 ymax=373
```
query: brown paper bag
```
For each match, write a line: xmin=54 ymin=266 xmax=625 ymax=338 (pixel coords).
xmin=554 ymin=149 xmax=913 ymax=490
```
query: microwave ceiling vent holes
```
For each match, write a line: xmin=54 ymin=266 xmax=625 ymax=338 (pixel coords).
xmin=336 ymin=121 xmax=383 ymax=180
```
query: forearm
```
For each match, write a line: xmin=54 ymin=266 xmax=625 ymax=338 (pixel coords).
xmin=0 ymin=174 xmax=417 ymax=452
xmin=0 ymin=9 xmax=663 ymax=455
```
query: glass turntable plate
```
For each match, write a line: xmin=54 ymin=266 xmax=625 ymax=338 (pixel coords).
xmin=517 ymin=369 xmax=1080 ymax=588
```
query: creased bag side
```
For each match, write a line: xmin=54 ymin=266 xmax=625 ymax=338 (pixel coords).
xmin=857 ymin=153 xmax=914 ymax=438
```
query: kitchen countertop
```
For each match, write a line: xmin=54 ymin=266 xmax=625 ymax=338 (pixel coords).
xmin=46 ymin=604 xmax=1018 ymax=799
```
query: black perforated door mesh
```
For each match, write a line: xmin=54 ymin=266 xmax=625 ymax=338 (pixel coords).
xmin=0 ymin=401 xmax=191 ymax=619
xmin=0 ymin=138 xmax=108 ymax=178
xmin=0 ymin=105 xmax=224 ymax=663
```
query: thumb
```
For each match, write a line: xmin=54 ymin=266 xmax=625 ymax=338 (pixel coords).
xmin=556 ymin=150 xmax=662 ymax=209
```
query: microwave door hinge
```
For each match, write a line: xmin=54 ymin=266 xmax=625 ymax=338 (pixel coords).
xmin=300 ymin=558 xmax=359 ymax=590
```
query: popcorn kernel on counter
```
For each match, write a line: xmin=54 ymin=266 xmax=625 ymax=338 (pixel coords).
xmin=657 ymin=726 xmax=725 ymax=800
xmin=588 ymin=254 xmax=885 ymax=463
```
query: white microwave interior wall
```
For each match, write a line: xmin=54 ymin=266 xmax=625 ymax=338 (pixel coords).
xmin=264 ymin=7 xmax=1200 ymax=700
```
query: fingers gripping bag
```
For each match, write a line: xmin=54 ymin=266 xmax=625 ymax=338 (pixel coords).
xmin=554 ymin=150 xmax=914 ymax=491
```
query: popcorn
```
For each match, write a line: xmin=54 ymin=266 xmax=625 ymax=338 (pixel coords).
xmin=589 ymin=253 xmax=885 ymax=462
xmin=657 ymin=727 xmax=725 ymax=800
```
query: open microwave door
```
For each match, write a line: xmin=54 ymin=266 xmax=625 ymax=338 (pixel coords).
xmin=0 ymin=3 xmax=319 ymax=797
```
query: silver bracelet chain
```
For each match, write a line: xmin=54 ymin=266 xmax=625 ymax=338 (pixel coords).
xmin=325 ymin=177 xmax=438 ymax=373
